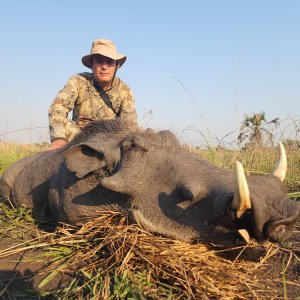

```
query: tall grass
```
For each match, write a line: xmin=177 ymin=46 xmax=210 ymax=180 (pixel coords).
xmin=0 ymin=142 xmax=43 ymax=174
xmin=0 ymin=141 xmax=299 ymax=299
xmin=190 ymin=144 xmax=300 ymax=194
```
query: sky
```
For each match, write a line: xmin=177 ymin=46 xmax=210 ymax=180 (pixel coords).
xmin=0 ymin=0 xmax=299 ymax=147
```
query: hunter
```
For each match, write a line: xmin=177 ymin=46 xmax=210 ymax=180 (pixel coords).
xmin=48 ymin=39 xmax=137 ymax=150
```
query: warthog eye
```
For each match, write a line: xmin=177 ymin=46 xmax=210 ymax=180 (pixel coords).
xmin=121 ymin=138 xmax=148 ymax=153
xmin=121 ymin=140 xmax=132 ymax=153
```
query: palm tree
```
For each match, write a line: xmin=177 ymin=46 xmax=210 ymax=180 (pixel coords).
xmin=238 ymin=112 xmax=279 ymax=149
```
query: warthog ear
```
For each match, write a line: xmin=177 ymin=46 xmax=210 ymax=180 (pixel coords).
xmin=63 ymin=142 xmax=120 ymax=178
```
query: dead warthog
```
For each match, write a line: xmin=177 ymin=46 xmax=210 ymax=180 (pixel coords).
xmin=1 ymin=119 xmax=299 ymax=244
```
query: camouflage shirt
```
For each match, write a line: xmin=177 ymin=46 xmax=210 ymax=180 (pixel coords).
xmin=48 ymin=72 xmax=137 ymax=141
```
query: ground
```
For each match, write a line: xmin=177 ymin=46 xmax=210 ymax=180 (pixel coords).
xmin=0 ymin=204 xmax=299 ymax=300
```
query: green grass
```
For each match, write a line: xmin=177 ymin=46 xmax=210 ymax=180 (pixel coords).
xmin=0 ymin=142 xmax=41 ymax=175
xmin=1 ymin=200 xmax=298 ymax=299
xmin=0 ymin=142 xmax=299 ymax=299
xmin=191 ymin=145 xmax=300 ymax=194
xmin=0 ymin=203 xmax=181 ymax=299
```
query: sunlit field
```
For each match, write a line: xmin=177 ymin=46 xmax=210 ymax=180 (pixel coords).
xmin=0 ymin=135 xmax=299 ymax=299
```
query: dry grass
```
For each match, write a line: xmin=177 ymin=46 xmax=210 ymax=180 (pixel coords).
xmin=0 ymin=208 xmax=299 ymax=299
xmin=0 ymin=141 xmax=47 ymax=153
xmin=0 ymin=141 xmax=299 ymax=299
xmin=190 ymin=145 xmax=300 ymax=193
xmin=0 ymin=142 xmax=45 ymax=175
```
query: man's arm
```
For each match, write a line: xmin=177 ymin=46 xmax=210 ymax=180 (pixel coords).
xmin=118 ymin=85 xmax=138 ymax=126
xmin=48 ymin=75 xmax=80 ymax=143
xmin=48 ymin=139 xmax=69 ymax=151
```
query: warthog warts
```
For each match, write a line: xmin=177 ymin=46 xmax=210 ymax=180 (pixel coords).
xmin=1 ymin=119 xmax=299 ymax=244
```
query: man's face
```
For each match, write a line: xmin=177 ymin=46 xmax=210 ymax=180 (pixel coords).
xmin=92 ymin=54 xmax=118 ymax=87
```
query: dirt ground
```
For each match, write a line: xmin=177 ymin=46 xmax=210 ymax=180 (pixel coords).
xmin=0 ymin=215 xmax=299 ymax=299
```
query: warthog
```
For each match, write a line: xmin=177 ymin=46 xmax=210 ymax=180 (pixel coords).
xmin=1 ymin=119 xmax=299 ymax=244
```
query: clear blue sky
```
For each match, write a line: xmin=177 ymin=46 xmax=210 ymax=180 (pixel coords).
xmin=0 ymin=0 xmax=299 ymax=147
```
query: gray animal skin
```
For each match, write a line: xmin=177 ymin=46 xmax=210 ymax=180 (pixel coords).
xmin=1 ymin=119 xmax=299 ymax=244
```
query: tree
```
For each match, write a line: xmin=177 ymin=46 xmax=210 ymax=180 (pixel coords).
xmin=237 ymin=112 xmax=279 ymax=149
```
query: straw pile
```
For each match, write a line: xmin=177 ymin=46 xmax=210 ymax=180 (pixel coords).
xmin=1 ymin=209 xmax=299 ymax=299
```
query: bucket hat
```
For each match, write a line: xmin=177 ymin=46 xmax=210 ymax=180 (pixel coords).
xmin=82 ymin=39 xmax=126 ymax=69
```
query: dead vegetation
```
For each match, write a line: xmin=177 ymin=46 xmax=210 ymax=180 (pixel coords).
xmin=0 ymin=205 xmax=299 ymax=299
xmin=0 ymin=141 xmax=299 ymax=299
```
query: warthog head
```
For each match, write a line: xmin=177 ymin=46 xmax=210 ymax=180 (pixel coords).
xmin=64 ymin=120 xmax=300 ymax=244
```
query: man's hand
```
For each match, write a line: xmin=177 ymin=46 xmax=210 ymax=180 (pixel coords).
xmin=48 ymin=139 xmax=69 ymax=151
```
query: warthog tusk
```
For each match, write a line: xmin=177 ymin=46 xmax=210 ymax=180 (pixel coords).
xmin=238 ymin=229 xmax=251 ymax=244
xmin=234 ymin=161 xmax=251 ymax=219
xmin=272 ymin=142 xmax=287 ymax=182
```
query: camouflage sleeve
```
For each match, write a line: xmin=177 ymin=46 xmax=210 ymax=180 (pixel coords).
xmin=119 ymin=84 xmax=138 ymax=126
xmin=48 ymin=75 xmax=79 ymax=141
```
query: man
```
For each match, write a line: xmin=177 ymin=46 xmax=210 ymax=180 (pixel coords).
xmin=48 ymin=39 xmax=137 ymax=150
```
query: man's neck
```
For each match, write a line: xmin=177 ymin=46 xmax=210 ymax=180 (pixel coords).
xmin=93 ymin=78 xmax=114 ymax=91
